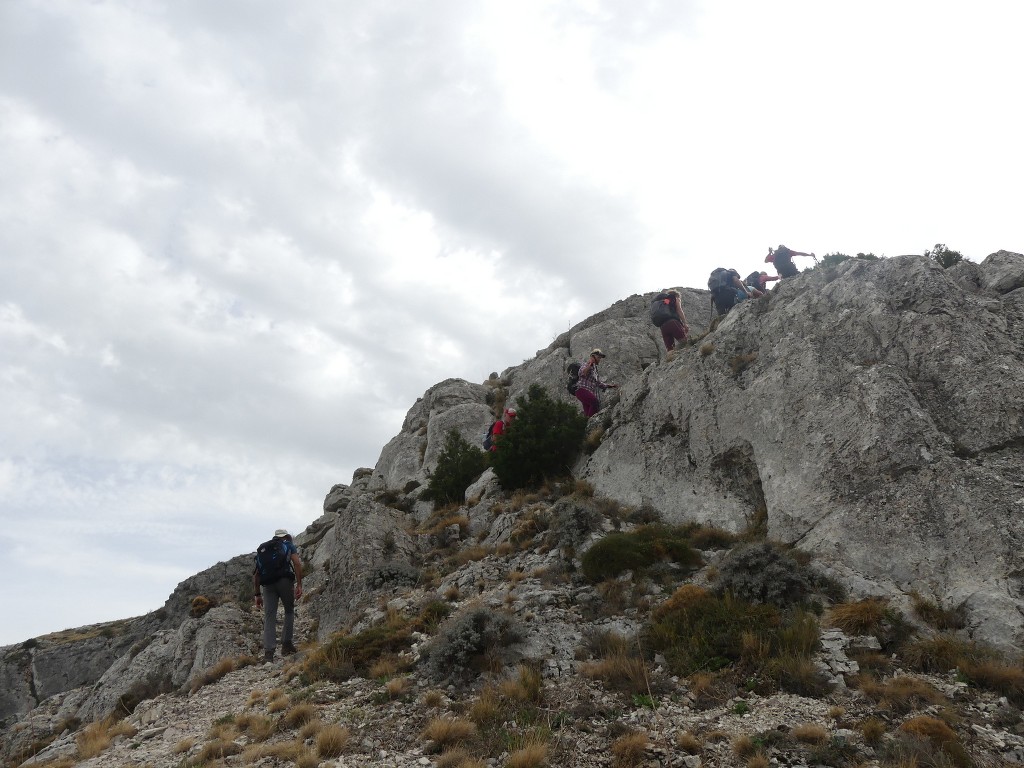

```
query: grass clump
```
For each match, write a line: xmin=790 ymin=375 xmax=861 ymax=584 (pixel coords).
xmin=644 ymin=585 xmax=830 ymax=696
xmin=611 ymin=731 xmax=650 ymax=767
xmin=910 ymin=592 xmax=966 ymax=630
xmin=857 ymin=673 xmax=947 ymax=713
xmin=421 ymin=716 xmax=477 ymax=753
xmin=580 ymin=525 xmax=702 ymax=582
xmin=423 ymin=429 xmax=489 ymax=506
xmin=899 ymin=715 xmax=970 ymax=766
xmin=316 ymin=724 xmax=351 ymax=758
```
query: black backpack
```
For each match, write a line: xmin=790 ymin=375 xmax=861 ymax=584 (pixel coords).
xmin=707 ymin=268 xmax=734 ymax=292
xmin=255 ymin=538 xmax=291 ymax=585
xmin=566 ymin=362 xmax=582 ymax=393
xmin=482 ymin=422 xmax=497 ymax=451
xmin=774 ymin=245 xmax=794 ymax=264
xmin=744 ymin=271 xmax=762 ymax=290
xmin=649 ymin=293 xmax=675 ymax=327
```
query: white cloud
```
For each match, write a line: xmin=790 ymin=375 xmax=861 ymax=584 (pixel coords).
xmin=0 ymin=0 xmax=1021 ymax=645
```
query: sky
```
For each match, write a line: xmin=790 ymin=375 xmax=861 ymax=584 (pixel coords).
xmin=1 ymin=0 xmax=1021 ymax=646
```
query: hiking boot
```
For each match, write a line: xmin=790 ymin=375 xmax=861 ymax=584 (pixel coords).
xmin=282 ymin=643 xmax=297 ymax=656
xmin=263 ymin=649 xmax=274 ymax=663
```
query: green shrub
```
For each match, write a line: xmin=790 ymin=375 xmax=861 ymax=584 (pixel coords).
xmin=422 ymin=607 xmax=524 ymax=680
xmin=491 ymin=384 xmax=587 ymax=491
xmin=715 ymin=542 xmax=812 ymax=608
xmin=925 ymin=243 xmax=964 ymax=269
xmin=581 ymin=525 xmax=702 ymax=582
xmin=423 ymin=430 xmax=488 ymax=506
xmin=644 ymin=586 xmax=828 ymax=697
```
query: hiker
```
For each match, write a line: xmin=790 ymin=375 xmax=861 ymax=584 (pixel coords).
xmin=485 ymin=408 xmax=516 ymax=452
xmin=253 ymin=529 xmax=303 ymax=662
xmin=766 ymin=245 xmax=815 ymax=279
xmin=745 ymin=270 xmax=781 ymax=294
xmin=574 ymin=348 xmax=618 ymax=418
xmin=708 ymin=268 xmax=753 ymax=316
xmin=650 ymin=289 xmax=690 ymax=352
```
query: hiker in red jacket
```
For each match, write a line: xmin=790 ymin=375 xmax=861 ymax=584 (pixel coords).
xmin=488 ymin=408 xmax=516 ymax=452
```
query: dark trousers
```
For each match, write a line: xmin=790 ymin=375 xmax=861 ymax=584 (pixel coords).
xmin=261 ymin=578 xmax=295 ymax=651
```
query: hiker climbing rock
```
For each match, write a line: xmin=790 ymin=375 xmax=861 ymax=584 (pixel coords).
xmin=745 ymin=270 xmax=780 ymax=293
xmin=483 ymin=407 xmax=516 ymax=452
xmin=766 ymin=244 xmax=815 ymax=278
xmin=650 ymin=289 xmax=690 ymax=352
xmin=574 ymin=348 xmax=617 ymax=418
xmin=708 ymin=268 xmax=752 ymax=316
xmin=253 ymin=528 xmax=303 ymax=662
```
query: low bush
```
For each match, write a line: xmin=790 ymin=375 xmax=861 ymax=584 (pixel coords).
xmin=911 ymin=592 xmax=966 ymax=630
xmin=715 ymin=542 xmax=812 ymax=608
xmin=580 ymin=525 xmax=702 ymax=582
xmin=423 ymin=430 xmax=488 ymax=506
xmin=366 ymin=561 xmax=421 ymax=590
xmin=491 ymin=384 xmax=587 ymax=491
xmin=422 ymin=606 xmax=525 ymax=680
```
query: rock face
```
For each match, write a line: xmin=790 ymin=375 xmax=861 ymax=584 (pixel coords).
xmin=2 ymin=252 xmax=1023 ymax=764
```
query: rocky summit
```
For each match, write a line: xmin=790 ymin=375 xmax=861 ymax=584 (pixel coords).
xmin=2 ymin=251 xmax=1023 ymax=768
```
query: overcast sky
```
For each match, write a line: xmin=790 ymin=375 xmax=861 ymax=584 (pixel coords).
xmin=1 ymin=0 xmax=1021 ymax=646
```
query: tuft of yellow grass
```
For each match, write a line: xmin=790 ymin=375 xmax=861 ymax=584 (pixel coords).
xmin=827 ymin=598 xmax=889 ymax=634
xmin=316 ymin=724 xmax=351 ymax=758
xmin=421 ymin=716 xmax=477 ymax=752
xmin=792 ymin=723 xmax=829 ymax=745
xmin=611 ymin=731 xmax=650 ymax=767
xmin=423 ymin=689 xmax=445 ymax=708
xmin=75 ymin=721 xmax=112 ymax=759
xmin=746 ymin=754 xmax=770 ymax=768
xmin=282 ymin=703 xmax=317 ymax=729
xmin=499 ymin=665 xmax=543 ymax=704
xmin=188 ymin=657 xmax=236 ymax=693
xmin=198 ymin=738 xmax=243 ymax=761
xmin=172 ymin=737 xmax=195 ymax=754
xmin=860 ymin=716 xmax=886 ymax=746
xmin=386 ymin=676 xmax=412 ymax=698
xmin=675 ymin=731 xmax=702 ymax=754
xmin=267 ymin=691 xmax=290 ymax=713
xmin=507 ymin=739 xmax=549 ymax=768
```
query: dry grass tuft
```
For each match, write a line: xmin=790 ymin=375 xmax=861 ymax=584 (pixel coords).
xmin=386 ymin=676 xmax=412 ymax=698
xmin=421 ymin=716 xmax=477 ymax=752
xmin=857 ymin=674 xmax=947 ymax=713
xmin=423 ymin=689 xmax=445 ymax=708
xmin=499 ymin=665 xmax=544 ymax=704
xmin=172 ymin=737 xmax=195 ymax=754
xmin=827 ymin=598 xmax=889 ymax=634
xmin=267 ymin=691 xmax=290 ymax=713
xmin=860 ymin=716 xmax=886 ymax=746
xmin=299 ymin=719 xmax=323 ymax=740
xmin=675 ymin=731 xmax=702 ymax=753
xmin=436 ymin=747 xmax=488 ymax=768
xmin=611 ymin=731 xmax=650 ymax=767
xmin=746 ymin=754 xmax=770 ymax=768
xmin=732 ymin=735 xmax=756 ymax=758
xmin=198 ymin=738 xmax=243 ymax=761
xmin=316 ymin=724 xmax=351 ymax=758
xmin=899 ymin=715 xmax=969 ymax=766
xmin=507 ymin=739 xmax=549 ymax=768
xmin=236 ymin=712 xmax=276 ymax=742
xmin=282 ymin=703 xmax=317 ymax=729
xmin=792 ymin=723 xmax=829 ymax=745
xmin=188 ymin=657 xmax=236 ymax=693
xmin=468 ymin=686 xmax=501 ymax=724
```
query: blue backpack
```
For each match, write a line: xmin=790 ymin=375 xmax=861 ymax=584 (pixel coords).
xmin=255 ymin=538 xmax=291 ymax=585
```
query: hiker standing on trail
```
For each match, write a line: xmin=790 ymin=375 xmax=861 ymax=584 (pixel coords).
xmin=574 ymin=348 xmax=617 ymax=418
xmin=253 ymin=529 xmax=303 ymax=662
xmin=766 ymin=245 xmax=815 ymax=278
xmin=745 ymin=271 xmax=781 ymax=294
xmin=486 ymin=408 xmax=516 ymax=452
xmin=650 ymin=289 xmax=690 ymax=352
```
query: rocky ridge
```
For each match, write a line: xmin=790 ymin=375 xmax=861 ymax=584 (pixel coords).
xmin=2 ymin=251 xmax=1023 ymax=768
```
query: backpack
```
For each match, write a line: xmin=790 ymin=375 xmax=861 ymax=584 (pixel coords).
xmin=255 ymin=538 xmax=291 ymax=585
xmin=649 ymin=293 xmax=675 ymax=327
xmin=744 ymin=271 xmax=762 ymax=290
xmin=566 ymin=361 xmax=582 ymax=393
xmin=774 ymin=245 xmax=794 ymax=265
xmin=482 ymin=422 xmax=497 ymax=451
xmin=707 ymin=268 xmax=734 ymax=293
